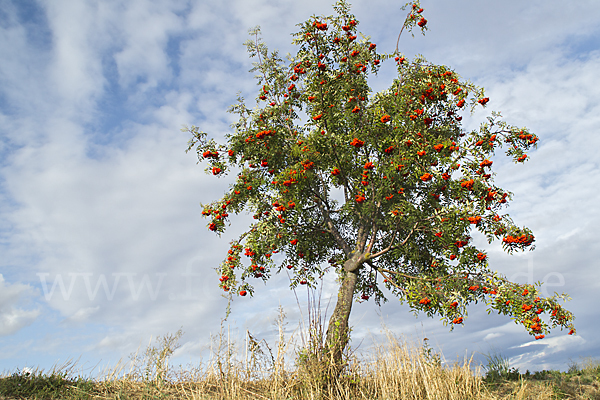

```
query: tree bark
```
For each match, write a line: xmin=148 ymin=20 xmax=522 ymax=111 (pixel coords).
xmin=324 ymin=267 xmax=359 ymax=372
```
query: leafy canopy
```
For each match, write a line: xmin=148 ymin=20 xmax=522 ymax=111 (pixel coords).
xmin=186 ymin=0 xmax=575 ymax=339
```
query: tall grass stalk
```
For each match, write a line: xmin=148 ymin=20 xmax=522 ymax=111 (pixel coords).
xmin=1 ymin=295 xmax=595 ymax=399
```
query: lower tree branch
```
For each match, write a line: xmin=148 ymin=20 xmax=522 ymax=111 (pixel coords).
xmin=369 ymin=221 xmax=419 ymax=259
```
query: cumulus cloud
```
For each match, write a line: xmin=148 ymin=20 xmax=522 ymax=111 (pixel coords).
xmin=0 ymin=275 xmax=39 ymax=336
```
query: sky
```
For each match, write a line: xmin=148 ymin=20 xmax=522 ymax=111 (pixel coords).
xmin=1 ymin=0 xmax=600 ymax=378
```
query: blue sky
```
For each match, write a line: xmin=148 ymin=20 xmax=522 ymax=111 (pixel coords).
xmin=1 ymin=0 xmax=600 ymax=377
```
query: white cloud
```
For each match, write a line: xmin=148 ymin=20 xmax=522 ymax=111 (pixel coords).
xmin=110 ymin=1 xmax=187 ymax=90
xmin=67 ymin=306 xmax=100 ymax=323
xmin=43 ymin=1 xmax=106 ymax=116
xmin=0 ymin=275 xmax=39 ymax=336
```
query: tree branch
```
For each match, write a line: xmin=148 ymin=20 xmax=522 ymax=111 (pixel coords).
xmin=365 ymin=260 xmax=407 ymax=295
xmin=394 ymin=8 xmax=414 ymax=55
xmin=313 ymin=187 xmax=352 ymax=256
xmin=369 ymin=221 xmax=418 ymax=259
xmin=366 ymin=220 xmax=379 ymax=254
xmin=356 ymin=217 xmax=370 ymax=253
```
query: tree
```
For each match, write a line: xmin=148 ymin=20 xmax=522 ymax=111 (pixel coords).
xmin=185 ymin=0 xmax=575 ymax=370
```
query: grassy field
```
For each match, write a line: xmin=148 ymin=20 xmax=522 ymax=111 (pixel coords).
xmin=2 ymin=309 xmax=598 ymax=399
xmin=1 ymin=332 xmax=599 ymax=399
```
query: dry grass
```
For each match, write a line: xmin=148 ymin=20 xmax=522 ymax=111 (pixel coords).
xmin=84 ymin=324 xmax=491 ymax=400
xmin=1 ymin=308 xmax=598 ymax=399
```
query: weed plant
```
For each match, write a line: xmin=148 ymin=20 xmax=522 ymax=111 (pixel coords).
xmin=1 ymin=302 xmax=598 ymax=399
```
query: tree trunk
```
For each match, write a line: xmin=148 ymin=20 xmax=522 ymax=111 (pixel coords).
xmin=324 ymin=267 xmax=358 ymax=372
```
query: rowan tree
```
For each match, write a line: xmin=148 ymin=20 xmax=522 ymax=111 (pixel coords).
xmin=185 ymin=0 xmax=575 ymax=367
